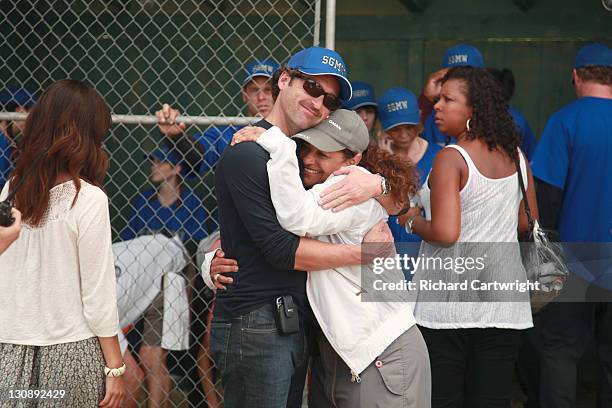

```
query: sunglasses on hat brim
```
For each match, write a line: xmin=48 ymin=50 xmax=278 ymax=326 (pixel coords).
xmin=290 ymin=72 xmax=342 ymax=111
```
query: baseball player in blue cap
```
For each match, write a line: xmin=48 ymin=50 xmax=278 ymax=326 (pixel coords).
xmin=343 ymin=80 xmax=378 ymax=133
xmin=155 ymin=58 xmax=280 ymax=174
xmin=0 ymin=86 xmax=37 ymax=187
xmin=377 ymin=87 xmax=442 ymax=244
xmin=530 ymin=42 xmax=612 ymax=408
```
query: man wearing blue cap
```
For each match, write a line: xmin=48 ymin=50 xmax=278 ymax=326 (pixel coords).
xmin=156 ymin=58 xmax=279 ymax=173
xmin=208 ymin=46 xmax=394 ymax=408
xmin=344 ymin=80 xmax=378 ymax=134
xmin=0 ymin=86 xmax=37 ymax=188
xmin=530 ymin=42 xmax=612 ymax=408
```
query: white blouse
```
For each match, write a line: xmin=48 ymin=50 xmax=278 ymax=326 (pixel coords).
xmin=414 ymin=145 xmax=533 ymax=329
xmin=0 ymin=179 xmax=119 ymax=346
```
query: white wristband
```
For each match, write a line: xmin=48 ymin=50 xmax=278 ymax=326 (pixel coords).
xmin=104 ymin=363 xmax=126 ymax=377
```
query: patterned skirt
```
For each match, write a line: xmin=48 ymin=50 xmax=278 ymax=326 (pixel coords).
xmin=0 ymin=337 xmax=105 ymax=407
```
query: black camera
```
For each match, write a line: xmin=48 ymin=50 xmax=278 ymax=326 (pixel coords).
xmin=0 ymin=201 xmax=14 ymax=227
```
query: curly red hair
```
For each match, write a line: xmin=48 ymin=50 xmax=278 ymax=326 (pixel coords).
xmin=359 ymin=146 xmax=420 ymax=207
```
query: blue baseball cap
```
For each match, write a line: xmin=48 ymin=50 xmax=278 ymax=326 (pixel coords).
xmin=0 ymin=86 xmax=37 ymax=108
xmin=287 ymin=46 xmax=352 ymax=101
xmin=442 ymin=44 xmax=485 ymax=68
xmin=147 ymin=147 xmax=182 ymax=166
xmin=378 ymin=87 xmax=420 ymax=131
xmin=243 ymin=58 xmax=280 ymax=85
xmin=343 ymin=81 xmax=377 ymax=110
xmin=574 ymin=43 xmax=612 ymax=68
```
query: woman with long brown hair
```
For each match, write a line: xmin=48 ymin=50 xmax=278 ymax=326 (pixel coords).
xmin=0 ymin=79 xmax=125 ymax=407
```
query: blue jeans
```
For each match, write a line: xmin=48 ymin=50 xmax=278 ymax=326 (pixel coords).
xmin=210 ymin=303 xmax=308 ymax=408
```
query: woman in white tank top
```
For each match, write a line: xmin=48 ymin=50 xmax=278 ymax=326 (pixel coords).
xmin=406 ymin=67 xmax=539 ymax=408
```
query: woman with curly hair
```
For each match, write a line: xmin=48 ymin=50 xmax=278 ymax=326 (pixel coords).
xmin=223 ymin=108 xmax=431 ymax=407
xmin=407 ymin=66 xmax=539 ymax=408
xmin=0 ymin=80 xmax=125 ymax=407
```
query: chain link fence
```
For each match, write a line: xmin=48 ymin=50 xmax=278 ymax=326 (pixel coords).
xmin=1 ymin=1 xmax=319 ymax=406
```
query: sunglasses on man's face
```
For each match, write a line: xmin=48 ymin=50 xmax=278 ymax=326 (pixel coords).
xmin=291 ymin=73 xmax=342 ymax=111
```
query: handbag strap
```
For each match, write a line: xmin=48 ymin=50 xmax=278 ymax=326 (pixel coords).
xmin=514 ymin=152 xmax=535 ymax=232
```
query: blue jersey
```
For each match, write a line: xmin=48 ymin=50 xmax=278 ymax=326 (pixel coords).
xmin=387 ymin=140 xmax=442 ymax=243
xmin=0 ymin=131 xmax=13 ymax=189
xmin=422 ymin=108 xmax=537 ymax=159
xmin=531 ymin=97 xmax=612 ymax=242
xmin=193 ymin=125 xmax=243 ymax=173
xmin=121 ymin=187 xmax=210 ymax=244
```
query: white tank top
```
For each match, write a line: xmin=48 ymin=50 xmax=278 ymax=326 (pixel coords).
xmin=413 ymin=145 xmax=533 ymax=329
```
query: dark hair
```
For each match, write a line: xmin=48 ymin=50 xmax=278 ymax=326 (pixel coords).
xmin=359 ymin=146 xmax=420 ymax=207
xmin=442 ymin=66 xmax=521 ymax=161
xmin=11 ymin=79 xmax=111 ymax=226
xmin=271 ymin=65 xmax=288 ymax=100
xmin=575 ymin=66 xmax=612 ymax=86
xmin=486 ymin=68 xmax=515 ymax=101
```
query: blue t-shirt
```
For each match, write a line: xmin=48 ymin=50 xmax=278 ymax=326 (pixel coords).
xmin=193 ymin=125 xmax=243 ymax=173
xmin=0 ymin=131 xmax=13 ymax=189
xmin=531 ymin=97 xmax=612 ymax=243
xmin=121 ymin=187 xmax=210 ymax=244
xmin=387 ymin=140 xmax=442 ymax=243
xmin=422 ymin=108 xmax=537 ymax=159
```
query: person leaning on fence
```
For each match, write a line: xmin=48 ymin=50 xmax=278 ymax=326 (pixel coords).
xmin=0 ymin=85 xmax=37 ymax=187
xmin=406 ymin=67 xmax=538 ymax=408
xmin=120 ymin=145 xmax=209 ymax=408
xmin=154 ymin=57 xmax=279 ymax=175
xmin=529 ymin=42 xmax=612 ymax=408
xmin=0 ymin=79 xmax=126 ymax=408
xmin=226 ymin=108 xmax=431 ymax=407
xmin=203 ymin=46 xmax=398 ymax=408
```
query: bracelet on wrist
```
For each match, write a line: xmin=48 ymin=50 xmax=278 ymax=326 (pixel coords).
xmin=104 ymin=363 xmax=127 ymax=378
xmin=405 ymin=215 xmax=418 ymax=234
xmin=378 ymin=174 xmax=390 ymax=196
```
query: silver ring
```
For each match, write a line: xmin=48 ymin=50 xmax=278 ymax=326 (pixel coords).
xmin=212 ymin=273 xmax=218 ymax=281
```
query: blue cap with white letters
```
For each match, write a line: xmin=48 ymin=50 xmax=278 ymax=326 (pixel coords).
xmin=378 ymin=87 xmax=420 ymax=131
xmin=243 ymin=58 xmax=280 ymax=85
xmin=442 ymin=44 xmax=485 ymax=68
xmin=287 ymin=47 xmax=352 ymax=101
xmin=343 ymin=81 xmax=377 ymax=110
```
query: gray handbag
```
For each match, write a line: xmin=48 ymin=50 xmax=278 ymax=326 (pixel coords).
xmin=515 ymin=157 xmax=569 ymax=313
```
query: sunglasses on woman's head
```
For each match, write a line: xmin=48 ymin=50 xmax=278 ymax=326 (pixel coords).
xmin=291 ymin=72 xmax=342 ymax=111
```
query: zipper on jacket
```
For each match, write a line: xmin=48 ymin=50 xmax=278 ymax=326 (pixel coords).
xmin=350 ymin=370 xmax=361 ymax=383
xmin=334 ymin=270 xmax=367 ymax=295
